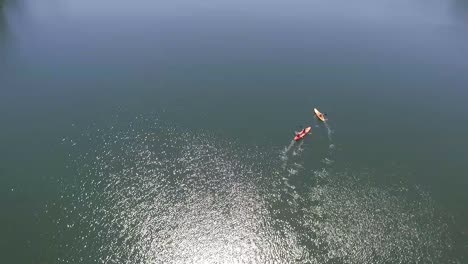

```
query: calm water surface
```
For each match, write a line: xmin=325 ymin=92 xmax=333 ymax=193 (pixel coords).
xmin=1 ymin=0 xmax=468 ymax=263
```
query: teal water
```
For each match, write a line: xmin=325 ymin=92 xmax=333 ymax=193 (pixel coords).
xmin=1 ymin=0 xmax=468 ymax=263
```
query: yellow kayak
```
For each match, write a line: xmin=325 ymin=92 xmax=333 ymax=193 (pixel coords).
xmin=314 ymin=108 xmax=326 ymax=122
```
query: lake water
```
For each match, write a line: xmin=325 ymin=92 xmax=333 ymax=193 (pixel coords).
xmin=1 ymin=0 xmax=468 ymax=263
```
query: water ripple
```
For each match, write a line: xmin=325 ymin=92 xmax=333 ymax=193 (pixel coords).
xmin=55 ymin=116 xmax=457 ymax=263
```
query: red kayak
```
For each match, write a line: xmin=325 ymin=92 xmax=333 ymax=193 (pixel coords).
xmin=294 ymin=127 xmax=312 ymax=141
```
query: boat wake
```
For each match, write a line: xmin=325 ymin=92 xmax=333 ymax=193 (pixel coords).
xmin=281 ymin=140 xmax=295 ymax=157
xmin=280 ymin=140 xmax=295 ymax=168
xmin=324 ymin=121 xmax=334 ymax=147
xmin=281 ymin=137 xmax=307 ymax=169
xmin=292 ymin=140 xmax=304 ymax=156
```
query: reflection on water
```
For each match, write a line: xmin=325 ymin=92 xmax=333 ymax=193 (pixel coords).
xmin=56 ymin=116 xmax=457 ymax=263
xmin=1 ymin=0 xmax=467 ymax=262
xmin=305 ymin=171 xmax=453 ymax=263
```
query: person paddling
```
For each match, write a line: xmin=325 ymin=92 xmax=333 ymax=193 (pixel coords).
xmin=314 ymin=108 xmax=326 ymax=122
xmin=294 ymin=127 xmax=311 ymax=141
xmin=295 ymin=128 xmax=306 ymax=136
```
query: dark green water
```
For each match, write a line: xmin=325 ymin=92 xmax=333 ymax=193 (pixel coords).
xmin=1 ymin=0 xmax=468 ymax=263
